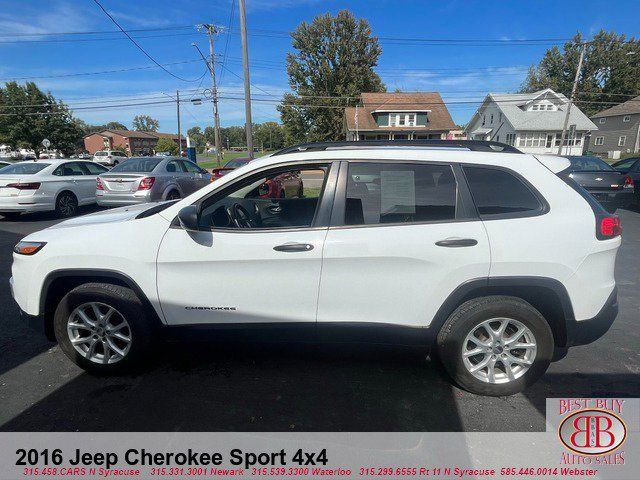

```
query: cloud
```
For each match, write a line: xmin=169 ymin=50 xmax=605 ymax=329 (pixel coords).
xmin=246 ymin=0 xmax=323 ymax=11
xmin=0 ymin=1 xmax=96 ymax=39
xmin=109 ymin=10 xmax=174 ymax=28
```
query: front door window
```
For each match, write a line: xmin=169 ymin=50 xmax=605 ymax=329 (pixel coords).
xmin=198 ymin=165 xmax=329 ymax=230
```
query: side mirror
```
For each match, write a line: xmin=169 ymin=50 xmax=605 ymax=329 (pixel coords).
xmin=177 ymin=205 xmax=199 ymax=231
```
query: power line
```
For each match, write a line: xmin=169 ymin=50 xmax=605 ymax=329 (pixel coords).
xmin=0 ymin=59 xmax=202 ymax=81
xmin=0 ymin=25 xmax=195 ymax=37
xmin=1 ymin=95 xmax=634 ymax=117
xmin=219 ymin=64 xmax=277 ymax=97
xmin=90 ymin=0 xmax=204 ymax=83
xmin=218 ymin=0 xmax=236 ymax=86
xmin=0 ymin=31 xmax=200 ymax=44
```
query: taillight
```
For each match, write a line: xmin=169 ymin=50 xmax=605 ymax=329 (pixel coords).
xmin=96 ymin=177 xmax=104 ymax=190
xmin=623 ymin=176 xmax=634 ymax=189
xmin=597 ymin=215 xmax=622 ymax=240
xmin=137 ymin=177 xmax=155 ymax=190
xmin=7 ymin=182 xmax=40 ymax=190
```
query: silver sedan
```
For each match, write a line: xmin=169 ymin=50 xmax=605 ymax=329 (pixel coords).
xmin=96 ymin=157 xmax=211 ymax=207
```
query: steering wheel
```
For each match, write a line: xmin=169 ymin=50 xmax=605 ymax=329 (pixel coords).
xmin=228 ymin=203 xmax=257 ymax=228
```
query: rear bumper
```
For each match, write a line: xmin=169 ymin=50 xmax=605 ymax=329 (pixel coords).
xmin=565 ymin=287 xmax=618 ymax=347
xmin=589 ymin=189 xmax=635 ymax=210
xmin=0 ymin=195 xmax=54 ymax=213
xmin=96 ymin=191 xmax=151 ymax=206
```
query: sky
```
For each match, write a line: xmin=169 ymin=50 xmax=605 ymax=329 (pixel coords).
xmin=0 ymin=0 xmax=638 ymax=135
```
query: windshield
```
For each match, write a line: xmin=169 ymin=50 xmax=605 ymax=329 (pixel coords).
xmin=0 ymin=163 xmax=50 ymax=175
xmin=109 ymin=158 xmax=161 ymax=173
xmin=566 ymin=156 xmax=614 ymax=172
xmin=224 ymin=158 xmax=251 ymax=168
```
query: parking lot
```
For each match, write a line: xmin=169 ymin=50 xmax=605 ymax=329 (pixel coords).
xmin=0 ymin=205 xmax=638 ymax=432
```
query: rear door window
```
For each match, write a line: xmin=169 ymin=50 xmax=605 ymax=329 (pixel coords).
xmin=81 ymin=162 xmax=109 ymax=175
xmin=166 ymin=160 xmax=184 ymax=173
xmin=463 ymin=166 xmax=544 ymax=217
xmin=343 ymin=162 xmax=457 ymax=226
xmin=54 ymin=162 xmax=86 ymax=176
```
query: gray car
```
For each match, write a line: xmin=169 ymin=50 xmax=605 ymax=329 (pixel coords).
xmin=96 ymin=157 xmax=211 ymax=207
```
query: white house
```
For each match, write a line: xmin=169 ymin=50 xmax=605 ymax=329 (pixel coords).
xmin=465 ymin=88 xmax=597 ymax=155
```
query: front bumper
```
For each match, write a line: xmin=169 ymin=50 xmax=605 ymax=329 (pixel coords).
xmin=565 ymin=287 xmax=618 ymax=347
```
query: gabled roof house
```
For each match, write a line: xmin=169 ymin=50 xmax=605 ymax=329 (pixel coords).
xmin=465 ymin=88 xmax=597 ymax=155
xmin=344 ymin=92 xmax=456 ymax=141
xmin=589 ymin=95 xmax=640 ymax=157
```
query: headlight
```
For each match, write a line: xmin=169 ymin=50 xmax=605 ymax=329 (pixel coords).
xmin=13 ymin=241 xmax=47 ymax=255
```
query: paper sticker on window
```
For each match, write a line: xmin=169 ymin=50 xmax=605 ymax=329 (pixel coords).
xmin=381 ymin=170 xmax=415 ymax=215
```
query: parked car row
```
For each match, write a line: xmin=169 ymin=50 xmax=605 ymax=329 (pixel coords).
xmin=0 ymin=157 xmax=211 ymax=219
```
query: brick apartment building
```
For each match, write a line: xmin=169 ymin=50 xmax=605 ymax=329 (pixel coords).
xmin=83 ymin=129 xmax=187 ymax=155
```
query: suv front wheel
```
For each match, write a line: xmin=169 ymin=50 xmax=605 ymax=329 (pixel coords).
xmin=436 ymin=296 xmax=554 ymax=396
xmin=53 ymin=283 xmax=154 ymax=374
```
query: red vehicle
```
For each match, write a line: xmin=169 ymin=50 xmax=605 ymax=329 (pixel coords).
xmin=258 ymin=170 xmax=304 ymax=199
xmin=210 ymin=157 xmax=252 ymax=181
xmin=212 ymin=157 xmax=303 ymax=198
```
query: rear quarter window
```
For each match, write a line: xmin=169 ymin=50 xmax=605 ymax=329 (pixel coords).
xmin=462 ymin=166 xmax=545 ymax=217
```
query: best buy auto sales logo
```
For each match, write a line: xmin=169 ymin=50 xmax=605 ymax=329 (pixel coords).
xmin=558 ymin=408 xmax=627 ymax=456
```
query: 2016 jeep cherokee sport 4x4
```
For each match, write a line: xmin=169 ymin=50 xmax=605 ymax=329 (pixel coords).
xmin=10 ymin=141 xmax=620 ymax=396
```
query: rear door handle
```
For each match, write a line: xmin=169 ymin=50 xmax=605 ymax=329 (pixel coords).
xmin=273 ymin=243 xmax=314 ymax=252
xmin=435 ymin=238 xmax=478 ymax=248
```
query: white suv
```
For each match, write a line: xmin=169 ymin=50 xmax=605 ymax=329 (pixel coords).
xmin=10 ymin=141 xmax=620 ymax=396
xmin=93 ymin=150 xmax=128 ymax=167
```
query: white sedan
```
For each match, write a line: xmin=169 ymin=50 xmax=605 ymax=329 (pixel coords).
xmin=0 ymin=159 xmax=109 ymax=219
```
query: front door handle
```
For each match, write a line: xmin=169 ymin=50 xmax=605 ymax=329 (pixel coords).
xmin=435 ymin=238 xmax=478 ymax=248
xmin=273 ymin=243 xmax=314 ymax=252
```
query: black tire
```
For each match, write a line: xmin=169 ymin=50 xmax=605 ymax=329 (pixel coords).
xmin=55 ymin=191 xmax=78 ymax=218
xmin=166 ymin=190 xmax=181 ymax=201
xmin=53 ymin=283 xmax=155 ymax=375
xmin=1 ymin=212 xmax=21 ymax=221
xmin=436 ymin=296 xmax=554 ymax=396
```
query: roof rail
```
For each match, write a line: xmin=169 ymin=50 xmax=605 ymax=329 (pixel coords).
xmin=271 ymin=139 xmax=522 ymax=156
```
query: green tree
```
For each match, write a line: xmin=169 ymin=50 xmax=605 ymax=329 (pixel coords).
xmin=132 ymin=114 xmax=159 ymax=132
xmin=520 ymin=30 xmax=640 ymax=116
xmin=105 ymin=121 xmax=127 ymax=130
xmin=278 ymin=10 xmax=385 ymax=142
xmin=187 ymin=126 xmax=207 ymax=152
xmin=253 ymin=122 xmax=285 ymax=150
xmin=219 ymin=125 xmax=246 ymax=149
xmin=155 ymin=137 xmax=178 ymax=155
xmin=0 ymin=81 xmax=82 ymax=155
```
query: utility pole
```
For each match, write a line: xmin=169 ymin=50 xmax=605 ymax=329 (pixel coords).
xmin=176 ymin=89 xmax=182 ymax=155
xmin=238 ymin=0 xmax=253 ymax=158
xmin=194 ymin=25 xmax=222 ymax=165
xmin=558 ymin=42 xmax=587 ymax=155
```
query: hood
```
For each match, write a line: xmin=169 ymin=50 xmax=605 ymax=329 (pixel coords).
xmin=47 ymin=202 xmax=163 ymax=230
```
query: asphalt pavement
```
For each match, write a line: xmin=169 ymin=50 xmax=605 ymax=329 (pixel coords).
xmin=0 ymin=205 xmax=638 ymax=432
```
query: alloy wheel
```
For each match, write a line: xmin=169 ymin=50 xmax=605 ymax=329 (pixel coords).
xmin=461 ymin=317 xmax=537 ymax=384
xmin=67 ymin=302 xmax=132 ymax=364
xmin=58 ymin=195 xmax=76 ymax=216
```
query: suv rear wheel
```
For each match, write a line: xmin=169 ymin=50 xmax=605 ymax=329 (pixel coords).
xmin=53 ymin=283 xmax=154 ymax=374
xmin=436 ymin=296 xmax=554 ymax=396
